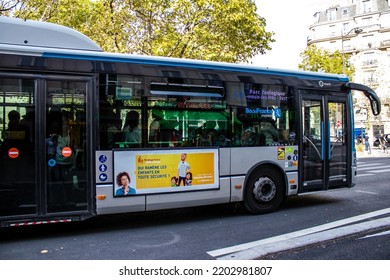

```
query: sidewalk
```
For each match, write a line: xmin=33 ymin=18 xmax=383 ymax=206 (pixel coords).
xmin=357 ymin=146 xmax=390 ymax=158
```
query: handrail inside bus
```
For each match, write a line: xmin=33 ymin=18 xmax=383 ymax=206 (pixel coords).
xmin=303 ymin=135 xmax=322 ymax=160
xmin=343 ymin=82 xmax=381 ymax=116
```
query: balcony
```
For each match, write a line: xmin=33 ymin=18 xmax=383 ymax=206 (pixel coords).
xmin=342 ymin=44 xmax=356 ymax=53
xmin=362 ymin=59 xmax=378 ymax=67
xmin=379 ymin=39 xmax=390 ymax=49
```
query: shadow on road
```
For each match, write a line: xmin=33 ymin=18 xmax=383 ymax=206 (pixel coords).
xmin=0 ymin=194 xmax=342 ymax=242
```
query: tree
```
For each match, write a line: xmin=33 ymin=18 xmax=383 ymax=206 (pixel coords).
xmin=4 ymin=0 xmax=274 ymax=63
xmin=298 ymin=45 xmax=355 ymax=79
xmin=0 ymin=0 xmax=20 ymax=14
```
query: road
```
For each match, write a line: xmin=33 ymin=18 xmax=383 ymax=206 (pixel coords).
xmin=0 ymin=155 xmax=389 ymax=260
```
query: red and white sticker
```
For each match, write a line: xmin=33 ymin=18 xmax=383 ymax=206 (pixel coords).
xmin=62 ymin=147 xmax=72 ymax=157
xmin=8 ymin=147 xmax=19 ymax=158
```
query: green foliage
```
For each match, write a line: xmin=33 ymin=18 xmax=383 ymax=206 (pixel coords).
xmin=5 ymin=0 xmax=274 ymax=63
xmin=298 ymin=45 xmax=355 ymax=79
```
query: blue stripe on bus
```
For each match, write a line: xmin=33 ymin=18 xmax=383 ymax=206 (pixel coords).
xmin=42 ymin=51 xmax=349 ymax=82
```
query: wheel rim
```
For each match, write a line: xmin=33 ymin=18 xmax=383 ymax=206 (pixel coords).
xmin=252 ymin=176 xmax=276 ymax=202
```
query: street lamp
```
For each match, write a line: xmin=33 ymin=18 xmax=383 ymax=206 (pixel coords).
xmin=341 ymin=27 xmax=363 ymax=74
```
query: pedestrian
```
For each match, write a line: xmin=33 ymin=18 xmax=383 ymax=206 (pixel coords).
xmin=364 ymin=134 xmax=371 ymax=154
xmin=380 ymin=134 xmax=388 ymax=153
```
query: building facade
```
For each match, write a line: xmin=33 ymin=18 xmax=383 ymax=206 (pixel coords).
xmin=307 ymin=0 xmax=390 ymax=139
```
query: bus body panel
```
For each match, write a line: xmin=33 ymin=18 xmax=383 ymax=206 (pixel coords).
xmin=229 ymin=176 xmax=246 ymax=202
xmin=219 ymin=148 xmax=231 ymax=176
xmin=96 ymin=175 xmax=232 ymax=215
xmin=96 ymin=185 xmax=146 ymax=215
xmin=145 ymin=178 xmax=231 ymax=211
xmin=95 ymin=146 xmax=299 ymax=215
xmin=230 ymin=146 xmax=298 ymax=176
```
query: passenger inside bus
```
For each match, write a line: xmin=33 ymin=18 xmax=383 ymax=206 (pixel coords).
xmin=215 ymin=131 xmax=230 ymax=146
xmin=20 ymin=107 xmax=35 ymax=143
xmin=198 ymin=121 xmax=217 ymax=146
xmin=149 ymin=110 xmax=161 ymax=147
xmin=122 ymin=110 xmax=141 ymax=147
xmin=259 ymin=120 xmax=279 ymax=145
xmin=99 ymin=104 xmax=122 ymax=149
xmin=1 ymin=110 xmax=31 ymax=154
xmin=240 ymin=127 xmax=258 ymax=146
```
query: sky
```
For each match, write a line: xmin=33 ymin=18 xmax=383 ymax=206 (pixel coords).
xmin=252 ymin=0 xmax=340 ymax=70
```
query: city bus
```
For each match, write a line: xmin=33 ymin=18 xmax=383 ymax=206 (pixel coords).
xmin=0 ymin=17 xmax=381 ymax=227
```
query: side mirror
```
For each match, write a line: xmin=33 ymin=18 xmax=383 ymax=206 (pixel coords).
xmin=370 ymin=100 xmax=380 ymax=116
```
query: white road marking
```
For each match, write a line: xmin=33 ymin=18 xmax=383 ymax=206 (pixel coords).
xmin=357 ymin=163 xmax=383 ymax=167
xmin=207 ymin=208 xmax=390 ymax=258
xmin=216 ymin=217 xmax=390 ymax=260
xmin=358 ymin=230 xmax=390 ymax=239
xmin=368 ymin=168 xmax=390 ymax=173
xmin=354 ymin=190 xmax=379 ymax=195
xmin=357 ymin=173 xmax=375 ymax=177
xmin=357 ymin=166 xmax=384 ymax=171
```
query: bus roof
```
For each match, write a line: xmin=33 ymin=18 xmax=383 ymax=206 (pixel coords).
xmin=0 ymin=16 xmax=102 ymax=52
xmin=47 ymin=49 xmax=351 ymax=82
xmin=0 ymin=16 xmax=348 ymax=82
xmin=0 ymin=43 xmax=349 ymax=83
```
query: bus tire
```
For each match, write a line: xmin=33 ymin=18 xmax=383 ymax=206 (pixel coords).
xmin=243 ymin=166 xmax=285 ymax=214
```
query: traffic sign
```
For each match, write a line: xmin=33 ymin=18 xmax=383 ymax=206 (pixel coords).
xmin=8 ymin=148 xmax=19 ymax=158
xmin=62 ymin=147 xmax=72 ymax=157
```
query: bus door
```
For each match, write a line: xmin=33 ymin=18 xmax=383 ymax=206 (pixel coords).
xmin=0 ymin=75 xmax=93 ymax=221
xmin=300 ymin=92 xmax=349 ymax=192
xmin=0 ymin=76 xmax=37 ymax=218
xmin=45 ymin=78 xmax=92 ymax=215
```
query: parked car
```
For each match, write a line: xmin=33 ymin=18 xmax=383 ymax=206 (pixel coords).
xmin=373 ymin=134 xmax=390 ymax=147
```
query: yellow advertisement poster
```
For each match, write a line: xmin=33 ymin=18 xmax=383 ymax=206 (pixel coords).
xmin=113 ymin=148 xmax=219 ymax=196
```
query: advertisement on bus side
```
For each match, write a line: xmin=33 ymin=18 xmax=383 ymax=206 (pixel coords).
xmin=113 ymin=148 xmax=219 ymax=196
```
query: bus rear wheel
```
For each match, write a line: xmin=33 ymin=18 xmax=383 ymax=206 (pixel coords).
xmin=243 ymin=167 xmax=285 ymax=214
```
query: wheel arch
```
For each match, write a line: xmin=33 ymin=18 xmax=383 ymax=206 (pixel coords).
xmin=244 ymin=161 xmax=288 ymax=196
xmin=242 ymin=161 xmax=288 ymax=214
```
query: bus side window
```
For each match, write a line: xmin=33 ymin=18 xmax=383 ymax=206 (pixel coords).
xmin=99 ymin=106 xmax=122 ymax=149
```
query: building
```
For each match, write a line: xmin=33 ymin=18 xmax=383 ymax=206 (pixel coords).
xmin=307 ymin=0 xmax=390 ymax=139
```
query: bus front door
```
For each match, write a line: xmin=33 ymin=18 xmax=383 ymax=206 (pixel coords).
xmin=300 ymin=93 xmax=350 ymax=192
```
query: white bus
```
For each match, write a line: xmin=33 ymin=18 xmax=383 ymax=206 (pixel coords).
xmin=0 ymin=17 xmax=381 ymax=227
